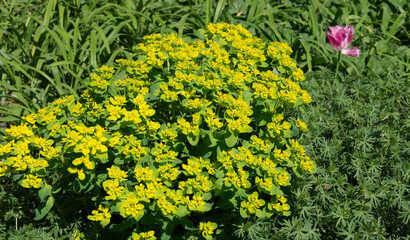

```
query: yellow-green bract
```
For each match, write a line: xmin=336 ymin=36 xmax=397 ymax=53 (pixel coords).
xmin=0 ymin=23 xmax=315 ymax=239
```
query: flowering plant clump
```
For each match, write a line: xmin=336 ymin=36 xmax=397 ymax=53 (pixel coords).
xmin=0 ymin=23 xmax=314 ymax=239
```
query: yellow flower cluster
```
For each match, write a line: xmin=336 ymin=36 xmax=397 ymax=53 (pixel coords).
xmin=199 ymin=221 xmax=218 ymax=240
xmin=21 ymin=174 xmax=43 ymax=188
xmin=87 ymin=205 xmax=111 ymax=227
xmin=296 ymin=119 xmax=309 ymax=132
xmin=290 ymin=139 xmax=316 ymax=174
xmin=71 ymin=229 xmax=84 ymax=240
xmin=241 ymin=192 xmax=265 ymax=214
xmin=131 ymin=231 xmax=156 ymax=240
xmin=0 ymin=23 xmax=315 ymax=238
xmin=268 ymin=195 xmax=291 ymax=214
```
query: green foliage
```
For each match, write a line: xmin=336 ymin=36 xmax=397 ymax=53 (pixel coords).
xmin=1 ymin=224 xmax=54 ymax=240
xmin=264 ymin=70 xmax=409 ymax=239
xmin=0 ymin=23 xmax=314 ymax=239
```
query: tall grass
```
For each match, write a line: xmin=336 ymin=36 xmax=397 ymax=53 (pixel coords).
xmin=1 ymin=0 xmax=408 ymax=124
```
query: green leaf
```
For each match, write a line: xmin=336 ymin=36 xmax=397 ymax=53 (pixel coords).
xmin=381 ymin=5 xmax=390 ymax=34
xmin=101 ymin=218 xmax=110 ymax=227
xmin=225 ymin=131 xmax=238 ymax=147
xmin=239 ymin=125 xmax=253 ymax=133
xmin=95 ymin=152 xmax=109 ymax=163
xmin=242 ymin=90 xmax=252 ymax=105
xmin=239 ymin=207 xmax=248 ymax=218
xmin=73 ymin=172 xmax=95 ymax=193
xmin=217 ymin=194 xmax=236 ymax=210
xmin=149 ymin=82 xmax=163 ymax=100
xmin=205 ymin=0 xmax=212 ymax=25
xmin=202 ymin=192 xmax=212 ymax=201
xmin=177 ymin=205 xmax=189 ymax=218
xmin=34 ymin=196 xmax=54 ymax=220
xmin=187 ymin=133 xmax=199 ymax=146
xmin=110 ymin=217 xmax=136 ymax=232
xmin=298 ymin=38 xmax=312 ymax=72
xmin=282 ymin=210 xmax=291 ymax=216
xmin=292 ymin=166 xmax=304 ymax=178
xmin=43 ymin=0 xmax=57 ymax=27
xmin=213 ymin=0 xmax=227 ymax=23
xmin=308 ymin=6 xmax=318 ymax=38
xmin=161 ymin=219 xmax=175 ymax=240
xmin=38 ymin=184 xmax=52 ymax=202
xmin=204 ymin=131 xmax=218 ymax=147
xmin=269 ymin=185 xmax=283 ymax=196
xmin=214 ymin=178 xmax=224 ymax=190
xmin=255 ymin=209 xmax=266 ymax=218
xmin=283 ymin=129 xmax=293 ymax=138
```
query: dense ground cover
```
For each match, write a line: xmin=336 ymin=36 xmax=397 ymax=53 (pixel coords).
xmin=0 ymin=0 xmax=409 ymax=239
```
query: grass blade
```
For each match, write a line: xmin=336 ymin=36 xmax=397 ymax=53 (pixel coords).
xmin=43 ymin=0 xmax=57 ymax=27
xmin=298 ymin=38 xmax=312 ymax=72
xmin=308 ymin=6 xmax=318 ymax=39
xmin=213 ymin=0 xmax=226 ymax=23
xmin=205 ymin=0 xmax=211 ymax=25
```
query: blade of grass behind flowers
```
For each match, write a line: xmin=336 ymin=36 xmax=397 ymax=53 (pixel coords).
xmin=297 ymin=38 xmax=313 ymax=72
xmin=101 ymin=3 xmax=152 ymax=38
xmin=42 ymin=0 xmax=57 ymax=27
xmin=308 ymin=5 xmax=318 ymax=40
xmin=205 ymin=0 xmax=212 ymax=25
xmin=264 ymin=4 xmax=285 ymax=42
xmin=386 ymin=11 xmax=406 ymax=41
xmin=213 ymin=0 xmax=227 ymax=23
xmin=0 ymin=0 xmax=150 ymax=123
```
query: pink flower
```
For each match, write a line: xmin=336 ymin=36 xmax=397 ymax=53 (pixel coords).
xmin=327 ymin=25 xmax=360 ymax=58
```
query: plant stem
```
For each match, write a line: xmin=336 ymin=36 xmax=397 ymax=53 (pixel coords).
xmin=335 ymin=51 xmax=341 ymax=80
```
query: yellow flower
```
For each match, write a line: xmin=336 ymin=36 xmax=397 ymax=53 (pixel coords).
xmin=107 ymin=165 xmax=128 ymax=182
xmin=62 ymin=130 xmax=83 ymax=147
xmin=0 ymin=142 xmax=13 ymax=155
xmin=300 ymin=159 xmax=316 ymax=174
xmin=186 ymin=194 xmax=206 ymax=212
xmin=199 ymin=221 xmax=218 ymax=239
xmin=87 ymin=205 xmax=111 ymax=227
xmin=274 ymin=171 xmax=290 ymax=186
xmin=119 ymin=193 xmax=145 ymax=220
xmin=240 ymin=192 xmax=265 ymax=214
xmin=132 ymin=231 xmax=156 ymax=240
xmin=71 ymin=102 xmax=86 ymax=117
xmin=25 ymin=156 xmax=49 ymax=172
xmin=21 ymin=174 xmax=43 ymax=188
xmin=21 ymin=113 xmax=37 ymax=125
xmin=103 ymin=179 xmax=124 ymax=200
xmin=157 ymin=195 xmax=178 ymax=215
xmin=5 ymin=123 xmax=34 ymax=139
xmin=72 ymin=155 xmax=94 ymax=170
xmin=296 ymin=119 xmax=308 ymax=132
xmin=134 ymin=166 xmax=156 ymax=182
xmin=71 ymin=229 xmax=84 ymax=240
xmin=40 ymin=146 xmax=61 ymax=160
xmin=0 ymin=161 xmax=8 ymax=177
xmin=108 ymin=95 xmax=127 ymax=106
xmin=106 ymin=104 xmax=124 ymax=121
xmin=67 ymin=167 xmax=86 ymax=180
xmin=6 ymin=155 xmax=28 ymax=171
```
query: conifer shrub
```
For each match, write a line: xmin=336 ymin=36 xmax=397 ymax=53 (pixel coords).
xmin=0 ymin=23 xmax=314 ymax=239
